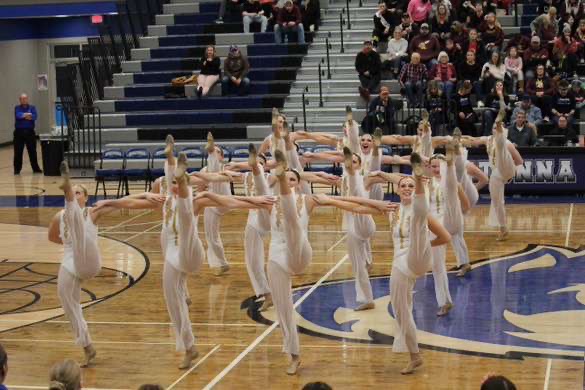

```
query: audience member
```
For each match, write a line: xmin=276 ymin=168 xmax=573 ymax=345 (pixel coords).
xmin=523 ymin=35 xmax=549 ymax=80
xmin=559 ymin=0 xmax=583 ymax=30
xmin=571 ymin=79 xmax=585 ymax=108
xmin=399 ymin=12 xmax=417 ymax=41
xmin=372 ymin=1 xmax=393 ymax=51
xmin=425 ymin=80 xmax=447 ymax=134
xmin=525 ymin=64 xmax=554 ymax=119
xmin=242 ymin=0 xmax=268 ymax=33
xmin=0 ymin=344 xmax=7 ymax=390
xmin=551 ymin=79 xmax=576 ymax=126
xmin=355 ymin=40 xmax=382 ymax=100
xmin=13 ymin=93 xmax=42 ymax=176
xmin=399 ymin=52 xmax=428 ymax=107
xmin=481 ymin=375 xmax=517 ymax=390
xmin=467 ymin=2 xmax=485 ymax=29
xmin=505 ymin=33 xmax=531 ymax=58
xmin=454 ymin=80 xmax=478 ymax=135
xmin=552 ymin=25 xmax=580 ymax=79
xmin=407 ymin=0 xmax=432 ymax=24
xmin=511 ymin=94 xmax=543 ymax=126
xmin=483 ymin=80 xmax=511 ymax=135
xmin=363 ymin=86 xmax=395 ymax=133
xmin=48 ymin=360 xmax=81 ymax=390
xmin=481 ymin=50 xmax=507 ymax=95
xmin=479 ymin=13 xmax=505 ymax=51
xmin=301 ymin=0 xmax=321 ymax=34
xmin=461 ymin=28 xmax=486 ymax=64
xmin=222 ymin=45 xmax=251 ymax=96
xmin=385 ymin=26 xmax=409 ymax=78
xmin=554 ymin=114 xmax=580 ymax=145
xmin=458 ymin=50 xmax=484 ymax=101
xmin=216 ymin=0 xmax=243 ymax=24
xmin=429 ymin=51 xmax=457 ymax=99
xmin=430 ymin=3 xmax=452 ymax=43
xmin=444 ymin=37 xmax=463 ymax=68
xmin=275 ymin=0 xmax=305 ymax=44
xmin=409 ymin=23 xmax=441 ymax=68
xmin=504 ymin=46 xmax=524 ymax=94
xmin=197 ymin=45 xmax=221 ymax=98
xmin=574 ymin=18 xmax=585 ymax=61
xmin=508 ymin=110 xmax=538 ymax=146
xmin=531 ymin=6 xmax=559 ymax=42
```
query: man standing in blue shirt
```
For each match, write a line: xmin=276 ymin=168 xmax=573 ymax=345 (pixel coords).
xmin=14 ymin=94 xmax=42 ymax=175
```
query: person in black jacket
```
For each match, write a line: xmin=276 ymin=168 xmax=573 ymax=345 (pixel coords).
xmin=457 ymin=50 xmax=483 ymax=101
xmin=362 ymin=86 xmax=395 ymax=133
xmin=355 ymin=40 xmax=382 ymax=101
xmin=425 ymin=80 xmax=447 ymax=135
xmin=453 ymin=80 xmax=478 ymax=136
xmin=197 ymin=45 xmax=221 ymax=97
xmin=301 ymin=0 xmax=320 ymax=33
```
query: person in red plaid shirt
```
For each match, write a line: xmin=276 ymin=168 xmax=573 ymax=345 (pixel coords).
xmin=399 ymin=52 xmax=428 ymax=108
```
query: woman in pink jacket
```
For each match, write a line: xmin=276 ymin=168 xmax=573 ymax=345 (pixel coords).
xmin=407 ymin=0 xmax=432 ymax=24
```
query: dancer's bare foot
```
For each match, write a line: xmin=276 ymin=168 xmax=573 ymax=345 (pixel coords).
xmin=58 ymin=161 xmax=71 ymax=192
xmin=286 ymin=354 xmax=301 ymax=375
xmin=259 ymin=293 xmax=273 ymax=311
xmin=496 ymin=227 xmax=509 ymax=241
xmin=456 ymin=263 xmax=472 ymax=277
xmin=248 ymin=143 xmax=258 ymax=167
xmin=164 ymin=134 xmax=175 ymax=157
xmin=373 ymin=127 xmax=383 ymax=148
xmin=272 ymin=107 xmax=279 ymax=125
xmin=354 ymin=302 xmax=375 ymax=311
xmin=345 ymin=105 xmax=353 ymax=124
xmin=452 ymin=128 xmax=462 ymax=154
xmin=421 ymin=108 xmax=429 ymax=124
xmin=445 ymin=139 xmax=456 ymax=165
xmin=206 ymin=132 xmax=215 ymax=153
xmin=179 ymin=346 xmax=199 ymax=369
xmin=343 ymin=146 xmax=354 ymax=172
xmin=213 ymin=264 xmax=230 ymax=276
xmin=274 ymin=149 xmax=288 ymax=177
xmin=366 ymin=262 xmax=374 ymax=274
xmin=81 ymin=344 xmax=96 ymax=368
xmin=401 ymin=356 xmax=423 ymax=375
xmin=436 ymin=302 xmax=453 ymax=317
xmin=495 ymin=108 xmax=506 ymax=125
xmin=410 ymin=152 xmax=424 ymax=177
xmin=174 ymin=152 xmax=189 ymax=183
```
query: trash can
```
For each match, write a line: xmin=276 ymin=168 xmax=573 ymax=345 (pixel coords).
xmin=40 ymin=135 xmax=67 ymax=176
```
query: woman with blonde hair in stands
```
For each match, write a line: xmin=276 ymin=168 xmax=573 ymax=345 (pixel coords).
xmin=196 ymin=45 xmax=221 ymax=98
xmin=48 ymin=360 xmax=81 ymax=390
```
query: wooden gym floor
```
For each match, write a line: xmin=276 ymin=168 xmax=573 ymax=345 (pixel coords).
xmin=0 ymin=145 xmax=584 ymax=389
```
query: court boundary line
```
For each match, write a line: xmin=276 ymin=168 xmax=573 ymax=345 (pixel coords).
xmin=327 ymin=234 xmax=346 ymax=252
xmin=565 ymin=203 xmax=574 ymax=247
xmin=202 ymin=254 xmax=349 ymax=390
xmin=100 ymin=210 xmax=153 ymax=233
xmin=543 ymin=358 xmax=552 ymax=390
xmin=123 ymin=222 xmax=163 ymax=243
xmin=166 ymin=344 xmax=221 ymax=390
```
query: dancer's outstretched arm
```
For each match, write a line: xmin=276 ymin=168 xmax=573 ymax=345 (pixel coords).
xmin=312 ymin=194 xmax=387 ymax=215
xmin=94 ymin=192 xmax=165 ymax=211
xmin=298 ymin=171 xmax=341 ymax=186
xmin=302 ymin=150 xmax=344 ymax=163
xmin=293 ymin=130 xmax=339 ymax=147
xmin=192 ymin=191 xmax=275 ymax=214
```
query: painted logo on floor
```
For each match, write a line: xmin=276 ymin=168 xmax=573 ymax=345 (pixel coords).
xmin=250 ymin=245 xmax=585 ymax=359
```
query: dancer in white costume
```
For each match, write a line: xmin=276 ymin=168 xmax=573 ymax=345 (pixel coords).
xmin=48 ymin=161 xmax=135 ymax=367
xmin=462 ymin=109 xmax=523 ymax=240
xmin=202 ymin=132 xmax=233 ymax=275
xmin=426 ymin=135 xmax=471 ymax=316
xmin=96 ymin=143 xmax=274 ymax=369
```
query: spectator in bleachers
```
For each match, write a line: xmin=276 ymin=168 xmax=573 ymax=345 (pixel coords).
xmin=531 ymin=6 xmax=559 ymax=42
xmin=554 ymin=114 xmax=579 ymax=145
xmin=372 ymin=1 xmax=394 ymax=51
xmin=407 ymin=0 xmax=432 ymax=24
xmin=222 ymin=45 xmax=251 ymax=96
xmin=363 ymin=86 xmax=395 ymax=133
xmin=385 ymin=26 xmax=409 ymax=78
xmin=197 ymin=45 xmax=221 ymax=98
xmin=409 ymin=23 xmax=441 ymax=68
xmin=523 ymin=35 xmax=549 ymax=80
xmin=506 ymin=33 xmax=531 ymax=59
xmin=480 ymin=50 xmax=507 ymax=96
xmin=425 ymin=80 xmax=447 ymax=134
xmin=449 ymin=21 xmax=467 ymax=49
xmin=508 ymin=110 xmax=538 ymax=146
xmin=458 ymin=50 xmax=484 ymax=101
xmin=479 ymin=12 xmax=505 ymax=51
xmin=355 ymin=40 xmax=382 ymax=100
xmin=275 ymin=0 xmax=305 ymax=44
xmin=383 ymin=0 xmax=404 ymax=26
xmin=459 ymin=0 xmax=477 ymax=24
xmin=429 ymin=51 xmax=457 ymax=99
xmin=216 ymin=0 xmax=243 ymax=24
xmin=454 ymin=80 xmax=479 ymax=135
xmin=551 ymin=79 xmax=577 ymax=126
xmin=399 ymin=12 xmax=417 ymax=41
xmin=511 ymin=94 xmax=543 ymax=126
xmin=559 ymin=0 xmax=584 ymax=30
xmin=444 ymin=37 xmax=463 ymax=68
xmin=571 ymin=79 xmax=585 ymax=107
xmin=526 ymin=64 xmax=554 ymax=119
xmin=301 ymin=0 xmax=321 ymax=34
xmin=482 ymin=80 xmax=511 ymax=135
xmin=0 ymin=344 xmax=7 ymax=390
xmin=504 ymin=46 xmax=524 ymax=94
xmin=466 ymin=2 xmax=486 ymax=29
xmin=574 ymin=18 xmax=585 ymax=61
xmin=537 ymin=0 xmax=560 ymax=15
xmin=552 ymin=25 xmax=580 ymax=79
xmin=399 ymin=52 xmax=428 ymax=107
xmin=462 ymin=28 xmax=486 ymax=64
xmin=260 ymin=0 xmax=276 ymax=27
xmin=482 ymin=0 xmax=498 ymax=15
xmin=49 ymin=360 xmax=81 ymax=390
xmin=431 ymin=0 xmax=453 ymax=15
xmin=430 ymin=3 xmax=452 ymax=44
xmin=242 ymin=0 xmax=268 ymax=33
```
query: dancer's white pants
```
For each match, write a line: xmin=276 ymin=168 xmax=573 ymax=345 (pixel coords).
xmin=244 ymin=168 xmax=271 ymax=296
xmin=346 ymin=173 xmax=375 ymax=305
xmin=58 ymin=200 xmax=101 ymax=347
xmin=391 ymin=194 xmax=431 ymax=353
xmin=163 ymin=196 xmax=205 ymax=351
xmin=205 ymin=152 xmax=230 ymax=268
xmin=488 ymin=133 xmax=516 ymax=228
xmin=268 ymin=194 xmax=312 ymax=356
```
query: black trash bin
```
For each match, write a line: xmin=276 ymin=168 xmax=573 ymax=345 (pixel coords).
xmin=40 ymin=136 xmax=67 ymax=176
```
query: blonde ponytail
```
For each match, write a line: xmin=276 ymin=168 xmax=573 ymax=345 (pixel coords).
xmin=49 ymin=360 xmax=81 ymax=390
